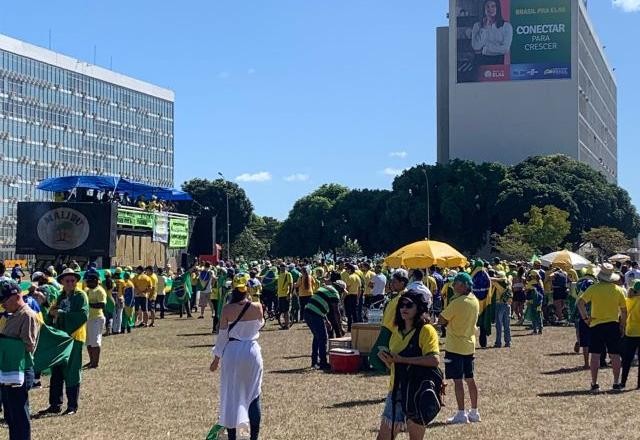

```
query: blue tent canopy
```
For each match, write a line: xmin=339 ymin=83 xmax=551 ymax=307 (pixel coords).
xmin=37 ymin=175 xmax=192 ymax=201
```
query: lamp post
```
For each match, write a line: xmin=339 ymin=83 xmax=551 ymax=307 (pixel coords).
xmin=217 ymin=172 xmax=230 ymax=260
xmin=421 ymin=168 xmax=431 ymax=240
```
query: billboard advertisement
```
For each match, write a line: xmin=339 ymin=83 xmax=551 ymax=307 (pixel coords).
xmin=16 ymin=202 xmax=117 ymax=256
xmin=456 ymin=0 xmax=571 ymax=83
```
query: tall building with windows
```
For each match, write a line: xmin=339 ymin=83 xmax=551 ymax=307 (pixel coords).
xmin=0 ymin=33 xmax=174 ymax=255
xmin=437 ymin=0 xmax=616 ymax=182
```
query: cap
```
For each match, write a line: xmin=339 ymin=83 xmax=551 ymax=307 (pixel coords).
xmin=402 ymin=289 xmax=431 ymax=314
xmin=233 ymin=273 xmax=250 ymax=292
xmin=633 ymin=280 xmax=640 ymax=292
xmin=114 ymin=267 xmax=123 ymax=274
xmin=453 ymin=272 xmax=473 ymax=289
xmin=0 ymin=280 xmax=21 ymax=302
xmin=84 ymin=269 xmax=100 ymax=280
xmin=31 ymin=271 xmax=45 ymax=281
xmin=333 ymin=280 xmax=347 ymax=293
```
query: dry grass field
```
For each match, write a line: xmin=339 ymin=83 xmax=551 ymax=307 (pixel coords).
xmin=15 ymin=315 xmax=640 ymax=440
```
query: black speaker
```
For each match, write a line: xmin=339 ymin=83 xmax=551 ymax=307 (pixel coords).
xmin=188 ymin=216 xmax=215 ymax=255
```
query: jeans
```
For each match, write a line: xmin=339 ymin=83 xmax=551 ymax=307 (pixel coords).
xmin=344 ymin=295 xmax=358 ymax=332
xmin=621 ymin=336 xmax=640 ymax=387
xmin=1 ymin=367 xmax=34 ymax=440
xmin=532 ymin=310 xmax=543 ymax=333
xmin=494 ymin=303 xmax=512 ymax=347
xmin=227 ymin=396 xmax=261 ymax=440
xmin=304 ymin=309 xmax=329 ymax=367
xmin=156 ymin=295 xmax=166 ymax=318
xmin=356 ymin=294 xmax=364 ymax=322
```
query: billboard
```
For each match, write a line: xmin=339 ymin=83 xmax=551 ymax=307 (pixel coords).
xmin=456 ymin=0 xmax=571 ymax=83
xmin=16 ymin=202 xmax=117 ymax=256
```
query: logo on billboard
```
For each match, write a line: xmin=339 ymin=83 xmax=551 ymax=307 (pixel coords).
xmin=36 ymin=208 xmax=90 ymax=250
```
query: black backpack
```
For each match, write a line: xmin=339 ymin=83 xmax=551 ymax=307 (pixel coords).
xmin=390 ymin=325 xmax=445 ymax=432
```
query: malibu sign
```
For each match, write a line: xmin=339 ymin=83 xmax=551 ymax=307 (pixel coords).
xmin=36 ymin=207 xmax=91 ymax=251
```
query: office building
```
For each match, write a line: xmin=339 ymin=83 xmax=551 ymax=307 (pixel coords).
xmin=0 ymin=33 xmax=174 ymax=255
xmin=437 ymin=0 xmax=617 ymax=182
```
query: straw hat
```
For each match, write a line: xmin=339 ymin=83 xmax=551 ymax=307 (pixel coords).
xmin=597 ymin=263 xmax=620 ymax=283
xmin=57 ymin=268 xmax=81 ymax=283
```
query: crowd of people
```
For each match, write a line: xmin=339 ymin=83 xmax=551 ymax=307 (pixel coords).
xmin=54 ymin=189 xmax=177 ymax=212
xmin=1 ymin=253 xmax=639 ymax=440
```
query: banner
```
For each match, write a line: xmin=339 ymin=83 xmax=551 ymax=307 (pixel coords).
xmin=169 ymin=218 xmax=189 ymax=249
xmin=153 ymin=212 xmax=169 ymax=243
xmin=16 ymin=202 xmax=117 ymax=256
xmin=117 ymin=210 xmax=155 ymax=229
xmin=456 ymin=0 xmax=571 ymax=83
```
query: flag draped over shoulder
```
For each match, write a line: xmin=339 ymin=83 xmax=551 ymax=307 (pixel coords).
xmin=34 ymin=324 xmax=74 ymax=374
xmin=0 ymin=336 xmax=27 ymax=386
xmin=472 ymin=267 xmax=494 ymax=335
xmin=123 ymin=284 xmax=136 ymax=327
xmin=167 ymin=273 xmax=192 ymax=309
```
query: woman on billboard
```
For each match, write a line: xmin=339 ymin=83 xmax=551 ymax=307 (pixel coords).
xmin=471 ymin=0 xmax=513 ymax=65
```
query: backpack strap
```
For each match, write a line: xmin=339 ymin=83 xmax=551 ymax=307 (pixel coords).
xmin=228 ymin=302 xmax=251 ymax=333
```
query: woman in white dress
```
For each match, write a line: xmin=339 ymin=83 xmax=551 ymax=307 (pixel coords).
xmin=211 ymin=273 xmax=264 ymax=440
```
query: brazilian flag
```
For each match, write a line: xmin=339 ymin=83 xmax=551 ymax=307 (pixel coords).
xmin=123 ymin=284 xmax=136 ymax=328
xmin=34 ymin=324 xmax=74 ymax=374
xmin=472 ymin=267 xmax=494 ymax=336
xmin=167 ymin=272 xmax=192 ymax=310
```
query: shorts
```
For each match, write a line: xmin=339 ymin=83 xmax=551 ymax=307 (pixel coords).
xmin=148 ymin=299 xmax=156 ymax=311
xmin=578 ymin=319 xmax=591 ymax=348
xmin=444 ymin=351 xmax=474 ymax=380
xmin=589 ymin=321 xmax=622 ymax=355
xmin=278 ymin=297 xmax=290 ymax=313
xmin=553 ymin=289 xmax=568 ymax=301
xmin=87 ymin=316 xmax=106 ymax=347
xmin=134 ymin=296 xmax=148 ymax=312
xmin=199 ymin=292 xmax=211 ymax=308
xmin=381 ymin=392 xmax=406 ymax=428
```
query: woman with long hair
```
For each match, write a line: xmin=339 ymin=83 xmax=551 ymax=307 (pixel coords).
xmin=512 ymin=266 xmax=526 ymax=323
xmin=210 ymin=274 xmax=264 ymax=440
xmin=296 ymin=266 xmax=317 ymax=313
xmin=376 ymin=290 xmax=440 ymax=440
xmin=471 ymin=0 xmax=513 ymax=65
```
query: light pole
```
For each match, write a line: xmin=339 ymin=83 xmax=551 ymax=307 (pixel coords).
xmin=217 ymin=172 xmax=230 ymax=260
xmin=421 ymin=168 xmax=431 ymax=240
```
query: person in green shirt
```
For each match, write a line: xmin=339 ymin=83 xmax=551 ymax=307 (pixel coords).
xmin=40 ymin=268 xmax=89 ymax=416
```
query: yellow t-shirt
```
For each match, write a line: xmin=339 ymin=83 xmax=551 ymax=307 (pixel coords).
xmin=383 ymin=293 xmax=402 ymax=331
xmin=148 ymin=273 xmax=159 ymax=300
xmin=346 ymin=273 xmax=362 ymax=295
xmin=277 ymin=272 xmax=293 ymax=298
xmin=296 ymin=276 xmax=317 ymax=297
xmin=86 ymin=286 xmax=107 ymax=320
xmin=363 ymin=270 xmax=375 ymax=296
xmin=581 ymin=282 xmax=627 ymax=327
xmin=625 ymin=295 xmax=640 ymax=337
xmin=115 ymin=279 xmax=126 ymax=298
xmin=156 ymin=276 xmax=166 ymax=296
xmin=440 ymin=294 xmax=480 ymax=356
xmin=133 ymin=274 xmax=152 ymax=298
xmin=426 ymin=276 xmax=437 ymax=294
xmin=388 ymin=324 xmax=440 ymax=390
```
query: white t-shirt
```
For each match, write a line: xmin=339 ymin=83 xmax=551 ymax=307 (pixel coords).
xmin=625 ymin=269 xmax=640 ymax=288
xmin=371 ymin=274 xmax=387 ymax=296
xmin=407 ymin=281 xmax=433 ymax=308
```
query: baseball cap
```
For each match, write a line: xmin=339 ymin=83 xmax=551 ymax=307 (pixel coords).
xmin=633 ymin=280 xmax=640 ymax=292
xmin=233 ymin=273 xmax=249 ymax=292
xmin=31 ymin=271 xmax=45 ymax=281
xmin=0 ymin=280 xmax=21 ymax=303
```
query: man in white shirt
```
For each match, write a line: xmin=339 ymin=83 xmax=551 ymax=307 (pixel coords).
xmin=625 ymin=262 xmax=640 ymax=288
xmin=369 ymin=266 xmax=387 ymax=305
xmin=407 ymin=269 xmax=433 ymax=311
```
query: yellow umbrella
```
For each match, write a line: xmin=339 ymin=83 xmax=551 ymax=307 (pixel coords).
xmin=384 ymin=240 xmax=468 ymax=269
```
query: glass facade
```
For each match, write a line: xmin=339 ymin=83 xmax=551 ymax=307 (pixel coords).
xmin=0 ymin=42 xmax=174 ymax=254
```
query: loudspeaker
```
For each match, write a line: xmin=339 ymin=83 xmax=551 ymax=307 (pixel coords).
xmin=188 ymin=216 xmax=215 ymax=255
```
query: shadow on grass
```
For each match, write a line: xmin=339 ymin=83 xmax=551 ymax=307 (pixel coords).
xmin=546 ymin=352 xmax=579 ymax=357
xmin=186 ymin=344 xmax=214 ymax=349
xmin=177 ymin=333 xmax=214 ymax=337
xmin=541 ymin=366 xmax=588 ymax=375
xmin=282 ymin=355 xmax=310 ymax=360
xmin=538 ymin=389 xmax=594 ymax=398
xmin=270 ymin=367 xmax=311 ymax=374
xmin=324 ymin=397 xmax=385 ymax=409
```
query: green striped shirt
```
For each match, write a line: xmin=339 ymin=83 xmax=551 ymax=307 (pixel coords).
xmin=305 ymin=286 xmax=340 ymax=318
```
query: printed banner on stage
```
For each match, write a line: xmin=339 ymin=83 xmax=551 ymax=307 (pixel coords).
xmin=456 ymin=0 xmax=571 ymax=83
xmin=117 ymin=210 xmax=155 ymax=229
xmin=169 ymin=217 xmax=189 ymax=249
xmin=153 ymin=212 xmax=169 ymax=244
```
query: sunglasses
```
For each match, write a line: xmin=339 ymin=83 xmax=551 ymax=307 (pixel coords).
xmin=398 ymin=301 xmax=416 ymax=309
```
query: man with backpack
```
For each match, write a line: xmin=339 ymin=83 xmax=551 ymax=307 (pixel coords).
xmin=438 ymin=272 xmax=481 ymax=425
xmin=551 ymin=267 xmax=570 ymax=323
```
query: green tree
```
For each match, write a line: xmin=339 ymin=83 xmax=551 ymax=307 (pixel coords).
xmin=491 ymin=230 xmax=536 ymax=261
xmin=581 ymin=227 xmax=632 ymax=260
xmin=246 ymin=215 xmax=281 ymax=254
xmin=182 ymin=178 xmax=253 ymax=244
xmin=230 ymin=229 xmax=269 ymax=261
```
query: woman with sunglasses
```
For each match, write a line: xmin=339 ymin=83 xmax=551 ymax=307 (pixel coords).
xmin=376 ymin=290 xmax=440 ymax=440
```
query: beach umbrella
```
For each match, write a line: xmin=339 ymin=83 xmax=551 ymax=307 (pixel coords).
xmin=384 ymin=239 xmax=468 ymax=269
xmin=609 ymin=254 xmax=631 ymax=263
xmin=540 ymin=250 xmax=591 ymax=270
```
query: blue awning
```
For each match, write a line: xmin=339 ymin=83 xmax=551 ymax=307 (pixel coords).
xmin=37 ymin=176 xmax=192 ymax=201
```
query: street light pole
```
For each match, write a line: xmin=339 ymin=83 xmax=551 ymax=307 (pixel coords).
xmin=422 ymin=168 xmax=431 ymax=240
xmin=218 ymin=172 xmax=231 ymax=260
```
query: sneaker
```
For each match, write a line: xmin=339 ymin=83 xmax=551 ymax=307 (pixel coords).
xmin=31 ymin=381 xmax=42 ymax=389
xmin=468 ymin=409 xmax=481 ymax=423
xmin=198 ymin=316 xmax=204 ymax=319
xmin=590 ymin=384 xmax=600 ymax=394
xmin=63 ymin=408 xmax=77 ymax=416
xmin=446 ymin=411 xmax=469 ymax=425
xmin=39 ymin=406 xmax=62 ymax=415
xmin=612 ymin=383 xmax=623 ymax=393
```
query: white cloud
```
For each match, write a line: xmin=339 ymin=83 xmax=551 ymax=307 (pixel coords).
xmin=613 ymin=0 xmax=640 ymax=12
xmin=389 ymin=151 xmax=408 ymax=159
xmin=235 ymin=171 xmax=272 ymax=182
xmin=284 ymin=173 xmax=309 ymax=182
xmin=383 ymin=167 xmax=405 ymax=177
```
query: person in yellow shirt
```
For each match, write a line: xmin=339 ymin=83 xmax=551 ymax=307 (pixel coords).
xmin=376 ymin=290 xmax=440 ymax=440
xmin=277 ymin=263 xmax=293 ymax=329
xmin=577 ymin=263 xmax=628 ymax=393
xmin=361 ymin=261 xmax=376 ymax=311
xmin=296 ymin=266 xmax=317 ymax=313
xmin=438 ymin=272 xmax=481 ymax=424
xmin=344 ymin=264 xmax=362 ymax=332
xmin=155 ymin=268 xmax=167 ymax=320
xmin=132 ymin=266 xmax=153 ymax=327
xmin=84 ymin=270 xmax=107 ymax=369
xmin=621 ymin=280 xmax=640 ymax=389
xmin=145 ymin=266 xmax=159 ymax=328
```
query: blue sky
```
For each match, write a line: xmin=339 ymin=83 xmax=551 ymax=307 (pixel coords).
xmin=1 ymin=0 xmax=638 ymax=219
